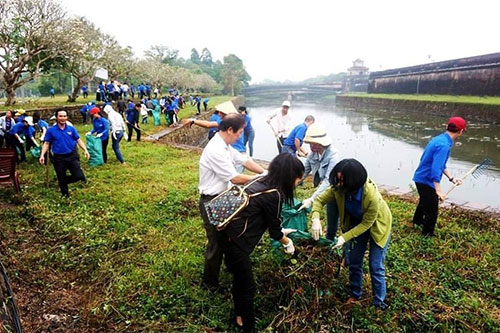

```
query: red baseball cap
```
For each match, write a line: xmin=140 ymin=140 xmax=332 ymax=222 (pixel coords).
xmin=90 ymin=107 xmax=100 ymax=115
xmin=447 ymin=116 xmax=466 ymax=131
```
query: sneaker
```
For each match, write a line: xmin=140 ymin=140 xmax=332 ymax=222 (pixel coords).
xmin=375 ymin=303 xmax=389 ymax=311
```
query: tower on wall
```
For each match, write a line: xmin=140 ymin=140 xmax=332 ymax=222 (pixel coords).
xmin=344 ymin=59 xmax=370 ymax=92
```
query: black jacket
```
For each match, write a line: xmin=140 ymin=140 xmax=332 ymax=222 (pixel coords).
xmin=218 ymin=180 xmax=284 ymax=254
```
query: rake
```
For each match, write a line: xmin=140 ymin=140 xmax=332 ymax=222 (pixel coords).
xmin=446 ymin=158 xmax=493 ymax=196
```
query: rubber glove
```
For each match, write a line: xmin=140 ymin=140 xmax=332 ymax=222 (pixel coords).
xmin=112 ymin=131 xmax=117 ymax=140
xmin=298 ymin=197 xmax=314 ymax=211
xmin=281 ymin=228 xmax=297 ymax=236
xmin=333 ymin=236 xmax=345 ymax=249
xmin=96 ymin=133 xmax=103 ymax=138
xmin=85 ymin=131 xmax=92 ymax=136
xmin=283 ymin=238 xmax=295 ymax=255
xmin=260 ymin=170 xmax=268 ymax=176
xmin=19 ymin=139 xmax=24 ymax=144
xmin=311 ymin=218 xmax=322 ymax=241
xmin=40 ymin=134 xmax=45 ymax=142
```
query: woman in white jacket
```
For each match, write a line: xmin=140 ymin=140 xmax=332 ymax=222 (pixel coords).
xmin=104 ymin=104 xmax=127 ymax=164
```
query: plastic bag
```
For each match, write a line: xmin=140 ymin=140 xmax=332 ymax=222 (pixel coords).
xmin=152 ymin=106 xmax=161 ymax=126
xmin=30 ymin=146 xmax=41 ymax=158
xmin=86 ymin=134 xmax=103 ymax=167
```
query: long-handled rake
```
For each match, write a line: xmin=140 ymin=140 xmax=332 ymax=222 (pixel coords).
xmin=446 ymin=158 xmax=493 ymax=196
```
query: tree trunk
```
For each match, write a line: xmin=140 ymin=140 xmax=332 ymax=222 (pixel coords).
xmin=67 ymin=78 xmax=83 ymax=102
xmin=5 ymin=87 xmax=17 ymax=106
xmin=231 ymin=79 xmax=234 ymax=96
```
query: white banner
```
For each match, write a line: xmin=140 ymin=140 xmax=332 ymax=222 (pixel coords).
xmin=94 ymin=68 xmax=108 ymax=80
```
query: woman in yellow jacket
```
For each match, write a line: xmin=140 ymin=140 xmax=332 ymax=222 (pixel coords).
xmin=311 ymin=159 xmax=392 ymax=309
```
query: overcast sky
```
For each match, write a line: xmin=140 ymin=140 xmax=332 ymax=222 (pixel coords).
xmin=60 ymin=0 xmax=499 ymax=84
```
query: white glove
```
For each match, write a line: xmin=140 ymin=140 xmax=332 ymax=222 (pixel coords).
xmin=298 ymin=197 xmax=314 ymax=211
xmin=333 ymin=236 xmax=345 ymax=249
xmin=19 ymin=139 xmax=25 ymax=144
xmin=281 ymin=228 xmax=297 ymax=236
xmin=86 ymin=131 xmax=92 ymax=136
xmin=96 ymin=133 xmax=103 ymax=138
xmin=283 ymin=238 xmax=295 ymax=255
xmin=123 ymin=131 xmax=128 ymax=140
xmin=112 ymin=131 xmax=117 ymax=140
xmin=40 ymin=135 xmax=45 ymax=142
xmin=311 ymin=218 xmax=322 ymax=241
xmin=260 ymin=170 xmax=268 ymax=176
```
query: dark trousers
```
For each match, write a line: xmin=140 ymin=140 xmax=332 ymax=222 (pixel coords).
xmin=413 ymin=183 xmax=439 ymax=236
xmin=0 ymin=134 xmax=11 ymax=148
xmin=217 ymin=234 xmax=256 ymax=332
xmin=199 ymin=194 xmax=223 ymax=287
xmin=83 ymin=92 xmax=88 ymax=98
xmin=203 ymin=102 xmax=208 ymax=111
xmin=276 ymin=137 xmax=285 ymax=153
xmin=127 ymin=124 xmax=141 ymax=141
xmin=101 ymin=137 xmax=109 ymax=163
xmin=52 ymin=150 xmax=86 ymax=196
xmin=81 ymin=112 xmax=87 ymax=124
xmin=196 ymin=102 xmax=201 ymax=114
xmin=13 ymin=137 xmax=26 ymax=162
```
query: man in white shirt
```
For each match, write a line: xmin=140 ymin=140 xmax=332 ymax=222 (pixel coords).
xmin=267 ymin=100 xmax=293 ymax=153
xmin=199 ymin=111 xmax=266 ymax=290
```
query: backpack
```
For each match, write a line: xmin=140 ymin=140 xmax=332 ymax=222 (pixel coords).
xmin=204 ymin=177 xmax=278 ymax=231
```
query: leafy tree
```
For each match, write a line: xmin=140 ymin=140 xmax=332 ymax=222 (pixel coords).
xmin=200 ymin=48 xmax=213 ymax=66
xmin=0 ymin=0 xmax=68 ymax=105
xmin=190 ymin=48 xmax=200 ymax=65
xmin=220 ymin=54 xmax=251 ymax=96
xmin=144 ymin=45 xmax=179 ymax=65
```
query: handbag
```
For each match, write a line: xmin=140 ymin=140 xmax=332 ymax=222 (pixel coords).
xmin=204 ymin=177 xmax=278 ymax=231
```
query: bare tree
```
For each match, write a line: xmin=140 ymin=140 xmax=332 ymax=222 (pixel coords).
xmin=0 ymin=0 xmax=67 ymax=105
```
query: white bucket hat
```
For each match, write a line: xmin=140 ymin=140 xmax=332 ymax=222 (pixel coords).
xmin=304 ymin=124 xmax=331 ymax=146
xmin=23 ymin=116 xmax=34 ymax=126
xmin=282 ymin=100 xmax=291 ymax=108
xmin=215 ymin=101 xmax=238 ymax=115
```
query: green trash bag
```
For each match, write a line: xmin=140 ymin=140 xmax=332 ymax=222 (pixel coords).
xmin=271 ymin=198 xmax=337 ymax=249
xmin=86 ymin=134 xmax=103 ymax=167
xmin=152 ymin=106 xmax=161 ymax=126
xmin=30 ymin=146 xmax=41 ymax=158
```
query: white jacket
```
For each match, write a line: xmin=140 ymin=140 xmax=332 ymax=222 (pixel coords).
xmin=0 ymin=116 xmax=16 ymax=136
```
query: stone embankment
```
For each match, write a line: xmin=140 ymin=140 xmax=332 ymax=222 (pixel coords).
xmin=336 ymin=95 xmax=500 ymax=123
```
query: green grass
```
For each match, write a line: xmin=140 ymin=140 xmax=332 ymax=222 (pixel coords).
xmin=0 ymin=122 xmax=499 ymax=331
xmin=342 ymin=93 xmax=500 ymax=105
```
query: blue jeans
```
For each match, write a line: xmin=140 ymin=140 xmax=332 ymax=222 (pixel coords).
xmin=326 ymin=200 xmax=339 ymax=240
xmin=344 ymin=231 xmax=390 ymax=307
xmin=112 ymin=131 xmax=125 ymax=163
xmin=244 ymin=129 xmax=255 ymax=157
xmin=281 ymin=145 xmax=295 ymax=155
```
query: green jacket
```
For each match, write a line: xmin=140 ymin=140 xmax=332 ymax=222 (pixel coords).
xmin=311 ymin=178 xmax=392 ymax=248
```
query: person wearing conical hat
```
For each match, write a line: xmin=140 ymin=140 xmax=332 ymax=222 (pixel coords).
xmin=298 ymin=124 xmax=341 ymax=241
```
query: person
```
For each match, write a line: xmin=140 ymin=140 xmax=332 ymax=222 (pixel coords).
xmin=198 ymin=112 xmax=266 ymax=291
xmin=50 ymin=87 xmax=55 ymax=98
xmin=117 ymin=99 xmax=127 ymax=115
xmin=121 ymin=82 xmax=129 ymax=99
xmin=15 ymin=109 xmax=26 ymax=123
xmin=412 ymin=117 xmax=466 ymax=236
xmin=39 ymin=110 xmax=90 ymax=197
xmin=282 ymin=115 xmax=315 ymax=156
xmin=238 ymin=106 xmax=255 ymax=157
xmin=9 ymin=117 xmax=38 ymax=162
xmin=88 ymin=107 xmax=110 ymax=163
xmin=207 ymin=111 xmax=221 ymax=140
xmin=0 ymin=111 xmax=16 ymax=148
xmin=32 ymin=112 xmax=49 ymax=142
xmin=80 ymin=102 xmax=90 ymax=124
xmin=98 ymin=82 xmax=106 ymax=102
xmin=103 ymin=104 xmax=126 ymax=164
xmin=195 ymin=95 xmax=201 ymax=114
xmin=311 ymin=159 xmax=392 ymax=310
xmin=203 ymin=97 xmax=209 ymax=111
xmin=125 ymin=103 xmax=141 ymax=142
xmin=82 ymin=85 xmax=88 ymax=99
xmin=130 ymin=84 xmax=135 ymax=99
xmin=298 ymin=124 xmax=341 ymax=240
xmin=216 ymin=153 xmax=301 ymax=332
xmin=189 ymin=95 xmax=194 ymax=106
xmin=267 ymin=100 xmax=293 ymax=153
xmin=141 ymin=102 xmax=150 ymax=124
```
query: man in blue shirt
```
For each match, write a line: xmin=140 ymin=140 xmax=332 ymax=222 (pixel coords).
xmin=82 ymin=85 xmax=88 ymax=99
xmin=412 ymin=116 xmax=466 ymax=236
xmin=10 ymin=117 xmax=38 ymax=162
xmin=98 ymin=82 xmax=106 ymax=102
xmin=282 ymin=115 xmax=315 ymax=156
xmin=195 ymin=95 xmax=201 ymax=114
xmin=203 ymin=97 xmax=209 ymax=111
xmin=125 ymin=103 xmax=141 ymax=142
xmin=88 ymin=107 xmax=110 ymax=163
xmin=50 ymin=87 xmax=55 ymax=98
xmin=39 ymin=110 xmax=90 ymax=197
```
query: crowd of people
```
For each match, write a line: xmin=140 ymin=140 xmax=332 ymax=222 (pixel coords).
xmin=0 ymin=96 xmax=467 ymax=332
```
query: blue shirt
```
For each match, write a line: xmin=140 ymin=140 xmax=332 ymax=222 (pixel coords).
xmin=44 ymin=124 xmax=80 ymax=154
xmin=345 ymin=187 xmax=363 ymax=223
xmin=413 ymin=132 xmax=453 ymax=188
xmin=203 ymin=98 xmax=209 ymax=103
xmin=82 ymin=86 xmax=87 ymax=92
xmin=232 ymin=135 xmax=246 ymax=153
xmin=50 ymin=88 xmax=55 ymax=93
xmin=91 ymin=117 xmax=109 ymax=141
xmin=283 ymin=123 xmax=308 ymax=152
xmin=243 ymin=114 xmax=253 ymax=132
xmin=10 ymin=122 xmax=35 ymax=138
xmin=195 ymin=96 xmax=201 ymax=103
xmin=208 ymin=113 xmax=221 ymax=136
xmin=125 ymin=108 xmax=139 ymax=125
xmin=37 ymin=119 xmax=48 ymax=131
xmin=130 ymin=85 xmax=135 ymax=92
xmin=80 ymin=105 xmax=89 ymax=114
xmin=107 ymin=83 xmax=114 ymax=92
xmin=98 ymin=84 xmax=105 ymax=91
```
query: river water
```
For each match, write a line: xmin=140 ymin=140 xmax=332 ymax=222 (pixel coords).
xmin=244 ymin=95 xmax=500 ymax=209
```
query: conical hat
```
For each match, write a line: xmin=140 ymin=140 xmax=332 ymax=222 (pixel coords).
xmin=215 ymin=101 xmax=238 ymax=114
xmin=304 ymin=124 xmax=331 ymax=146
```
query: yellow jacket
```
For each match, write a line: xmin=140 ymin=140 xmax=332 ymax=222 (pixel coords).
xmin=311 ymin=178 xmax=392 ymax=248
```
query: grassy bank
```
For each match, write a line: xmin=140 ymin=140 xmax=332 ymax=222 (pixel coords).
xmin=343 ymin=93 xmax=500 ymax=105
xmin=0 ymin=125 xmax=499 ymax=331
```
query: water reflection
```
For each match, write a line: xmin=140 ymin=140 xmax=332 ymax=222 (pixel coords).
xmin=246 ymin=95 xmax=500 ymax=209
